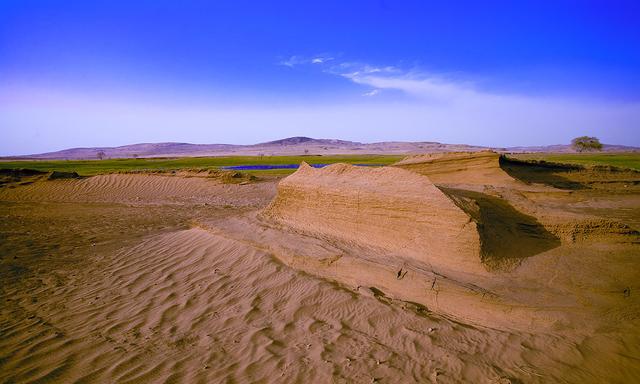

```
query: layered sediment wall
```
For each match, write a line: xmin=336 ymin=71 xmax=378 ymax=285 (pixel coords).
xmin=262 ymin=162 xmax=489 ymax=275
xmin=393 ymin=150 xmax=519 ymax=186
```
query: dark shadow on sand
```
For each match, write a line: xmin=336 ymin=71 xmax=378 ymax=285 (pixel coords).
xmin=439 ymin=187 xmax=561 ymax=271
xmin=498 ymin=156 xmax=588 ymax=190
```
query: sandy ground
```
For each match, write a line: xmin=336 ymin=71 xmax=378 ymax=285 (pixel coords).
xmin=1 ymin=156 xmax=639 ymax=383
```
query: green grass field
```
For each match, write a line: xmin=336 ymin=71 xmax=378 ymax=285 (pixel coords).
xmin=0 ymin=155 xmax=404 ymax=177
xmin=510 ymin=152 xmax=640 ymax=170
xmin=3 ymin=152 xmax=637 ymax=177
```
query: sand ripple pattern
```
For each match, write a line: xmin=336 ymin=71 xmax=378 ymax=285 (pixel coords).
xmin=4 ymin=227 xmax=636 ymax=383
xmin=0 ymin=174 xmax=270 ymax=206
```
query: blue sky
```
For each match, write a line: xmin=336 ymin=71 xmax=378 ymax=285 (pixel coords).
xmin=1 ymin=0 xmax=639 ymax=155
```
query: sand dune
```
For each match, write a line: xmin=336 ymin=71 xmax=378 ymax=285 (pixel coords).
xmin=3 ymin=222 xmax=637 ymax=383
xmin=0 ymin=173 xmax=272 ymax=207
xmin=2 ymin=157 xmax=640 ymax=383
xmin=0 ymin=224 xmax=576 ymax=383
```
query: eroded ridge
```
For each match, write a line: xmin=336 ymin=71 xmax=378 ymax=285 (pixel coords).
xmin=393 ymin=150 xmax=520 ymax=187
xmin=261 ymin=162 xmax=492 ymax=276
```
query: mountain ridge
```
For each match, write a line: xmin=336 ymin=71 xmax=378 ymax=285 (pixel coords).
xmin=4 ymin=137 xmax=638 ymax=160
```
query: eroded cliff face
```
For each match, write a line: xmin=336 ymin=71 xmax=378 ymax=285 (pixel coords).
xmin=261 ymin=162 xmax=489 ymax=276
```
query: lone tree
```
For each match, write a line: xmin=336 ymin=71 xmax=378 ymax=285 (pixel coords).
xmin=571 ymin=136 xmax=603 ymax=152
xmin=96 ymin=150 xmax=106 ymax=160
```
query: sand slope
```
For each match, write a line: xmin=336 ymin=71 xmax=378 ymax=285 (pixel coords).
xmin=0 ymin=226 xmax=579 ymax=383
xmin=5 ymin=224 xmax=639 ymax=383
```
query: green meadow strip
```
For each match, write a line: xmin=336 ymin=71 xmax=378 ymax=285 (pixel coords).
xmin=0 ymin=155 xmax=405 ymax=177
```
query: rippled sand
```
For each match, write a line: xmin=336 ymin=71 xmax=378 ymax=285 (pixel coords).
xmin=1 ymin=160 xmax=639 ymax=383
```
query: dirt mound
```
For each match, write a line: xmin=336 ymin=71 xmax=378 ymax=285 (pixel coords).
xmin=262 ymin=162 xmax=489 ymax=275
xmin=262 ymin=162 xmax=562 ymax=274
xmin=393 ymin=150 xmax=520 ymax=186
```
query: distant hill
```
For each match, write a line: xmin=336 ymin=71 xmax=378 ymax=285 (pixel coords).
xmin=16 ymin=143 xmax=237 ymax=160
xmin=3 ymin=137 xmax=638 ymax=160
xmin=259 ymin=137 xmax=361 ymax=146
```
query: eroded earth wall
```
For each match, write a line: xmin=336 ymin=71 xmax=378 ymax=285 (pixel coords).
xmin=261 ymin=162 xmax=489 ymax=276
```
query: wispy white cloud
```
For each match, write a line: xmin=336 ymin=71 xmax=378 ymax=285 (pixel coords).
xmin=280 ymin=55 xmax=478 ymax=100
xmin=278 ymin=55 xmax=307 ymax=67
xmin=271 ymin=56 xmax=640 ymax=145
xmin=279 ymin=55 xmax=334 ymax=67
xmin=311 ymin=56 xmax=333 ymax=64
xmin=326 ymin=61 xmax=478 ymax=101
xmin=347 ymin=74 xmax=476 ymax=101
xmin=362 ymin=89 xmax=380 ymax=97
xmin=329 ymin=62 xmax=400 ymax=78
